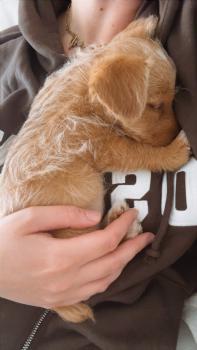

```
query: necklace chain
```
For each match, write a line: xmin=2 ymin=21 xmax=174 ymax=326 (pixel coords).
xmin=65 ymin=7 xmax=85 ymax=49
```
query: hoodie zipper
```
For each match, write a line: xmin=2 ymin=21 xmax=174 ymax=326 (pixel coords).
xmin=20 ymin=309 xmax=50 ymax=350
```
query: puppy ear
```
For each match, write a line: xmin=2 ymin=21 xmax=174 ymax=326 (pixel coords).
xmin=120 ymin=16 xmax=158 ymax=39
xmin=89 ymin=54 xmax=150 ymax=119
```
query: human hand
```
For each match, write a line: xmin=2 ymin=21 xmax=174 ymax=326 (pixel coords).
xmin=0 ymin=206 xmax=154 ymax=308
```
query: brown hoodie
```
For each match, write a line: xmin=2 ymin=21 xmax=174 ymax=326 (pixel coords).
xmin=0 ymin=1 xmax=197 ymax=349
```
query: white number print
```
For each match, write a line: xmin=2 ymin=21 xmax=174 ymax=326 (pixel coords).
xmin=0 ymin=130 xmax=16 ymax=167
xmin=0 ymin=130 xmax=4 ymax=142
xmin=111 ymin=157 xmax=197 ymax=227
xmin=162 ymin=157 xmax=197 ymax=226
xmin=111 ymin=170 xmax=151 ymax=221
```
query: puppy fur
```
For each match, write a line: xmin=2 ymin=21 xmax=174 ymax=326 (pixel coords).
xmin=0 ymin=17 xmax=190 ymax=323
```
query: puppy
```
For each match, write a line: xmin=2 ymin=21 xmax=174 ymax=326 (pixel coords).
xmin=0 ymin=17 xmax=190 ymax=323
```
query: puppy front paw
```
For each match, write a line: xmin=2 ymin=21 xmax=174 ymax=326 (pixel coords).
xmin=107 ymin=200 xmax=142 ymax=240
xmin=107 ymin=200 xmax=130 ymax=223
xmin=126 ymin=218 xmax=143 ymax=239
xmin=165 ymin=130 xmax=190 ymax=171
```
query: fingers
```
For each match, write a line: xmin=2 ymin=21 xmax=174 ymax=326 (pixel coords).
xmin=70 ymin=232 xmax=154 ymax=287
xmin=49 ymin=232 xmax=154 ymax=308
xmin=79 ymin=270 xmax=123 ymax=302
xmin=60 ymin=208 xmax=140 ymax=265
xmin=91 ymin=231 xmax=154 ymax=275
xmin=52 ymin=270 xmax=123 ymax=307
xmin=0 ymin=206 xmax=101 ymax=235
xmin=38 ymin=231 xmax=154 ymax=309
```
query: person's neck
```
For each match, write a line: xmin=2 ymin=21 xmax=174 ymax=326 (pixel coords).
xmin=67 ymin=0 xmax=142 ymax=46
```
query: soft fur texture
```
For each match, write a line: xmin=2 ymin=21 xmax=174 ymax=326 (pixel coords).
xmin=0 ymin=17 xmax=190 ymax=323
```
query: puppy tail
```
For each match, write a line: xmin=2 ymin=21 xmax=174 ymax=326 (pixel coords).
xmin=54 ymin=303 xmax=95 ymax=323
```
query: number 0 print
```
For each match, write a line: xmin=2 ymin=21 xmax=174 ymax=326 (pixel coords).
xmin=162 ymin=157 xmax=197 ymax=226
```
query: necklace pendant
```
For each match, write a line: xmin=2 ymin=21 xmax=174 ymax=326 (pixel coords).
xmin=65 ymin=9 xmax=85 ymax=49
xmin=70 ymin=34 xmax=79 ymax=48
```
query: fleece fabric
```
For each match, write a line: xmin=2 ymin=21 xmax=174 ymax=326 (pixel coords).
xmin=0 ymin=1 xmax=197 ymax=349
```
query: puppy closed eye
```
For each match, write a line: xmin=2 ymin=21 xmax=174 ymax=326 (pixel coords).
xmin=147 ymin=102 xmax=164 ymax=111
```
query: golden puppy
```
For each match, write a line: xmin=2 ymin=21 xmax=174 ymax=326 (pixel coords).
xmin=0 ymin=17 xmax=190 ymax=323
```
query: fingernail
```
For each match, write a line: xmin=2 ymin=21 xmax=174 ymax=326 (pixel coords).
xmin=128 ymin=208 xmax=139 ymax=218
xmin=146 ymin=232 xmax=155 ymax=242
xmin=85 ymin=210 xmax=101 ymax=222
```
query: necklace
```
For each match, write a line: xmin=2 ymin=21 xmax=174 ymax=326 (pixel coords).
xmin=65 ymin=7 xmax=85 ymax=49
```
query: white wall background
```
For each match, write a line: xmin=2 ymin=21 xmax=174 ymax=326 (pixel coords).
xmin=0 ymin=0 xmax=19 ymax=31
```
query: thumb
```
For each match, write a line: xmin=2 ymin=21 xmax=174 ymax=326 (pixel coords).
xmin=2 ymin=206 xmax=101 ymax=235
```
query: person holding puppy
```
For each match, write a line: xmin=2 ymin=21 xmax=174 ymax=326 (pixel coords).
xmin=0 ymin=1 xmax=197 ymax=349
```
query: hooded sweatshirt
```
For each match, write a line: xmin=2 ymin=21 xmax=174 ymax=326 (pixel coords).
xmin=0 ymin=1 xmax=197 ymax=349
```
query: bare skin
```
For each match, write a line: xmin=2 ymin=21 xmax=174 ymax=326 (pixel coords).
xmin=58 ymin=0 xmax=142 ymax=52
xmin=0 ymin=206 xmax=153 ymax=308
xmin=0 ymin=1 xmax=154 ymax=309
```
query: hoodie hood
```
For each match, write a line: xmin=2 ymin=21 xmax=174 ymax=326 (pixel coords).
xmin=18 ymin=0 xmax=70 ymax=72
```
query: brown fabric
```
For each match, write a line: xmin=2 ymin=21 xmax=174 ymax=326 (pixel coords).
xmin=0 ymin=0 xmax=197 ymax=349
